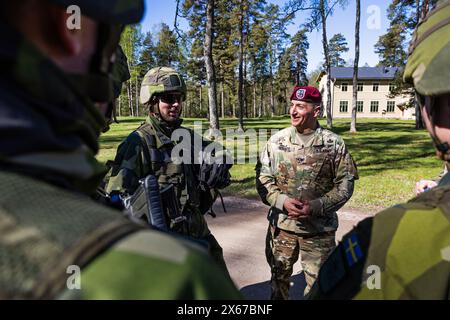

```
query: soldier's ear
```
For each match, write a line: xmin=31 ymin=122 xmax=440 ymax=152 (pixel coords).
xmin=313 ymin=105 xmax=321 ymax=118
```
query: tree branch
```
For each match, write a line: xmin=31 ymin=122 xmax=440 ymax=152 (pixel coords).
xmin=174 ymin=0 xmax=186 ymax=40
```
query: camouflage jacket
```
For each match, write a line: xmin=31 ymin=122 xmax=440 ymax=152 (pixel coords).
xmin=308 ymin=169 xmax=450 ymax=300
xmin=256 ymin=126 xmax=359 ymax=234
xmin=0 ymin=21 xmax=240 ymax=299
xmin=106 ymin=116 xmax=210 ymax=239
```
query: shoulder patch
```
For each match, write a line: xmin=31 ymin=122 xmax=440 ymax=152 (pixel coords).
xmin=344 ymin=233 xmax=364 ymax=267
xmin=318 ymin=247 xmax=346 ymax=294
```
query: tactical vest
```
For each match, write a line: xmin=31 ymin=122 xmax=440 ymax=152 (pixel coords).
xmin=135 ymin=124 xmax=209 ymax=238
xmin=0 ymin=170 xmax=142 ymax=299
xmin=135 ymin=123 xmax=200 ymax=210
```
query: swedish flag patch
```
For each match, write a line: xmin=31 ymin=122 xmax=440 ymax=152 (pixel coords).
xmin=344 ymin=234 xmax=364 ymax=267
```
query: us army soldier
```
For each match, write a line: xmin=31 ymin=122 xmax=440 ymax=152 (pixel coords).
xmin=256 ymin=86 xmax=359 ymax=299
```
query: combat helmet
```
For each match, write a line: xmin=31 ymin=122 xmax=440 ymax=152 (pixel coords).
xmin=404 ymin=0 xmax=450 ymax=160
xmin=140 ymin=67 xmax=187 ymax=105
xmin=404 ymin=0 xmax=450 ymax=96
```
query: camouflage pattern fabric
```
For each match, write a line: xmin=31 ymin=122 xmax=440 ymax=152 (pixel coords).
xmin=0 ymin=13 xmax=239 ymax=299
xmin=0 ymin=171 xmax=240 ymax=300
xmin=106 ymin=116 xmax=230 ymax=274
xmin=140 ymin=67 xmax=187 ymax=105
xmin=308 ymin=170 xmax=450 ymax=300
xmin=256 ymin=125 xmax=357 ymax=300
xmin=404 ymin=0 xmax=450 ymax=96
xmin=265 ymin=225 xmax=335 ymax=299
xmin=256 ymin=126 xmax=359 ymax=235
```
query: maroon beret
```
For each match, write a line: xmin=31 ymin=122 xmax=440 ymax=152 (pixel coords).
xmin=290 ymin=86 xmax=322 ymax=104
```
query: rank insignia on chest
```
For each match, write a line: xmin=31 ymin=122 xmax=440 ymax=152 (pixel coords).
xmin=344 ymin=234 xmax=364 ymax=267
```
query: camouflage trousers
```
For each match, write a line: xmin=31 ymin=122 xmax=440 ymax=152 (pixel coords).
xmin=265 ymin=225 xmax=336 ymax=300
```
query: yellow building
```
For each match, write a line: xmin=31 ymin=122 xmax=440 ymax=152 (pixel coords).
xmin=317 ymin=67 xmax=414 ymax=119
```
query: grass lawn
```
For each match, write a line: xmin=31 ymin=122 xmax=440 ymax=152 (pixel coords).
xmin=98 ymin=117 xmax=443 ymax=213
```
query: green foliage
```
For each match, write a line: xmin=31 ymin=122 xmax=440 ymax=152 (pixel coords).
xmin=154 ymin=23 xmax=183 ymax=67
xmin=328 ymin=33 xmax=349 ymax=67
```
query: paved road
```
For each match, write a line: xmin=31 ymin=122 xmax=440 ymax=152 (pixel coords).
xmin=206 ymin=196 xmax=375 ymax=300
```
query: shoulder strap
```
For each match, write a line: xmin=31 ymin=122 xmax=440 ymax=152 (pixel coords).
xmin=136 ymin=124 xmax=157 ymax=174
xmin=0 ymin=170 xmax=144 ymax=299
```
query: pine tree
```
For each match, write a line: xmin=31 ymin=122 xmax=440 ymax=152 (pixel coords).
xmin=154 ymin=23 xmax=183 ymax=68
xmin=328 ymin=33 xmax=349 ymax=67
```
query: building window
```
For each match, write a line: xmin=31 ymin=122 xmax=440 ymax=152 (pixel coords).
xmin=357 ymin=101 xmax=364 ymax=113
xmin=339 ymin=101 xmax=348 ymax=113
xmin=341 ymin=83 xmax=348 ymax=92
xmin=389 ymin=83 xmax=395 ymax=93
xmin=370 ymin=101 xmax=379 ymax=113
xmin=387 ymin=101 xmax=396 ymax=112
xmin=357 ymin=83 xmax=363 ymax=91
xmin=373 ymin=83 xmax=379 ymax=92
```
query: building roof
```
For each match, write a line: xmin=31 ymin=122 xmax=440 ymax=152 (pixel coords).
xmin=316 ymin=67 xmax=399 ymax=83
xmin=329 ymin=66 xmax=398 ymax=80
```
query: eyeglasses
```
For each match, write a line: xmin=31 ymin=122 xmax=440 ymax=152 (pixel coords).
xmin=159 ymin=94 xmax=183 ymax=104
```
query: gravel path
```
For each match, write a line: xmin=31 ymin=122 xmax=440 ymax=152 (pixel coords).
xmin=206 ymin=196 xmax=375 ymax=300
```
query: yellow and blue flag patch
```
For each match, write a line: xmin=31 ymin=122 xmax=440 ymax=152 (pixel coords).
xmin=344 ymin=234 xmax=364 ymax=267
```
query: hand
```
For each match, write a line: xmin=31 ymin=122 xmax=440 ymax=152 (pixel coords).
xmin=283 ymin=198 xmax=311 ymax=219
xmin=415 ymin=179 xmax=437 ymax=195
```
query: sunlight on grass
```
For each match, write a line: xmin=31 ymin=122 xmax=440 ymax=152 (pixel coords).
xmin=97 ymin=117 xmax=442 ymax=212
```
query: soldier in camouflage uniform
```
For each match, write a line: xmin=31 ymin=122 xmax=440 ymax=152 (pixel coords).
xmin=256 ymin=86 xmax=359 ymax=299
xmin=308 ymin=0 xmax=450 ymax=299
xmin=0 ymin=0 xmax=240 ymax=299
xmin=106 ymin=67 xmax=231 ymax=275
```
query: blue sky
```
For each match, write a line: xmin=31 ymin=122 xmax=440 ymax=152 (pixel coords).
xmin=141 ymin=0 xmax=391 ymax=73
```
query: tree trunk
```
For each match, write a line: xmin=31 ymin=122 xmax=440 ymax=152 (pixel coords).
xmin=284 ymin=86 xmax=289 ymax=115
xmin=269 ymin=40 xmax=275 ymax=117
xmin=320 ymin=0 xmax=333 ymax=129
xmin=220 ymin=82 xmax=225 ymax=118
xmin=236 ymin=0 xmax=245 ymax=132
xmin=127 ymin=82 xmax=133 ymax=116
xmin=135 ymin=76 xmax=139 ymax=117
xmin=253 ymin=82 xmax=257 ymax=118
xmin=415 ymin=102 xmax=424 ymax=129
xmin=204 ymin=0 xmax=219 ymax=130
xmin=259 ymin=81 xmax=264 ymax=118
xmin=351 ymin=0 xmax=360 ymax=133
xmin=422 ymin=0 xmax=430 ymax=19
xmin=244 ymin=54 xmax=248 ymax=119
xmin=416 ymin=0 xmax=421 ymax=25
xmin=199 ymin=85 xmax=202 ymax=113
xmin=118 ymin=95 xmax=122 ymax=117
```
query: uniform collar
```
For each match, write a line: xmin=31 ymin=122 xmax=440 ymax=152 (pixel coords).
xmin=290 ymin=125 xmax=324 ymax=147
xmin=145 ymin=115 xmax=179 ymax=148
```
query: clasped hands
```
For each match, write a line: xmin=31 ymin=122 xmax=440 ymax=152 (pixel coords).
xmin=283 ymin=197 xmax=311 ymax=219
